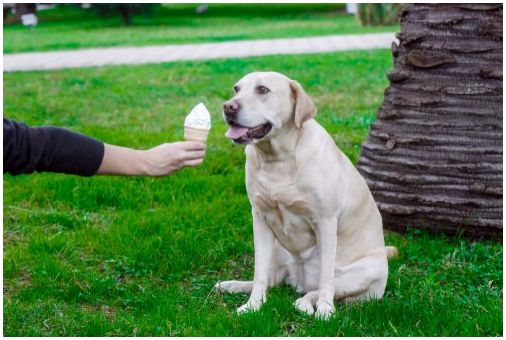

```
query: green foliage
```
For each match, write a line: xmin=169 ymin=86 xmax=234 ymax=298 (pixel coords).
xmin=3 ymin=4 xmax=399 ymax=53
xmin=357 ymin=4 xmax=403 ymax=26
xmin=3 ymin=50 xmax=502 ymax=336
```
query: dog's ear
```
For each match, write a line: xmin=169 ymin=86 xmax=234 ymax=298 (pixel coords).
xmin=290 ymin=80 xmax=316 ymax=129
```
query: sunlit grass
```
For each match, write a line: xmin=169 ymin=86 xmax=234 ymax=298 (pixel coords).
xmin=3 ymin=50 xmax=502 ymax=336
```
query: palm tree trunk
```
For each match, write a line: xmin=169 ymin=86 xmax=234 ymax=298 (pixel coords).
xmin=357 ymin=4 xmax=503 ymax=239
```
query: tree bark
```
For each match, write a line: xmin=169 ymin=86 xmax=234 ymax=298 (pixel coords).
xmin=357 ymin=4 xmax=503 ymax=240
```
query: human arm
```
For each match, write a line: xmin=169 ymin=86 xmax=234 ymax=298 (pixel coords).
xmin=3 ymin=118 xmax=205 ymax=177
xmin=3 ymin=118 xmax=104 ymax=176
xmin=96 ymin=142 xmax=205 ymax=176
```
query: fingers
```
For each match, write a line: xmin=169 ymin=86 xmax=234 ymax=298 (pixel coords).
xmin=183 ymin=150 xmax=206 ymax=161
xmin=184 ymin=157 xmax=204 ymax=167
xmin=180 ymin=141 xmax=206 ymax=151
xmin=181 ymin=148 xmax=205 ymax=168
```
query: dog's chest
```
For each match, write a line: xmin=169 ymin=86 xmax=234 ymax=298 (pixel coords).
xmin=250 ymin=170 xmax=308 ymax=212
xmin=250 ymin=170 xmax=316 ymax=253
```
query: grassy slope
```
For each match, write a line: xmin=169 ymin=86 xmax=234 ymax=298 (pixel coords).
xmin=3 ymin=4 xmax=398 ymax=54
xmin=3 ymin=50 xmax=502 ymax=336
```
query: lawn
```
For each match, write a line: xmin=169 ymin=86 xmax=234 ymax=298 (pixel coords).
xmin=3 ymin=4 xmax=399 ymax=54
xmin=3 ymin=50 xmax=502 ymax=336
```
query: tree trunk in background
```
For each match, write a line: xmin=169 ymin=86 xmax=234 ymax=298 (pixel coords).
xmin=93 ymin=4 xmax=156 ymax=26
xmin=357 ymin=4 xmax=503 ymax=239
xmin=357 ymin=4 xmax=402 ymax=26
xmin=118 ymin=4 xmax=131 ymax=26
xmin=3 ymin=3 xmax=36 ymax=24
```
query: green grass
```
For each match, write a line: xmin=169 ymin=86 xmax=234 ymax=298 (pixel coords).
xmin=3 ymin=4 xmax=399 ymax=54
xmin=3 ymin=50 xmax=502 ymax=336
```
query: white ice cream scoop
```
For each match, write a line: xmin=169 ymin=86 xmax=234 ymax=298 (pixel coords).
xmin=184 ymin=103 xmax=211 ymax=130
xmin=184 ymin=103 xmax=211 ymax=142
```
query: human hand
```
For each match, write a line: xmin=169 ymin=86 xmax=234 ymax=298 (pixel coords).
xmin=143 ymin=141 xmax=206 ymax=176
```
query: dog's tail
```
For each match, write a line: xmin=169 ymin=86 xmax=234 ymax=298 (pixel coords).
xmin=385 ymin=246 xmax=399 ymax=260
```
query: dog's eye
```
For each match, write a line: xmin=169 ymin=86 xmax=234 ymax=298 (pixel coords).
xmin=256 ymin=86 xmax=270 ymax=95
xmin=233 ymin=85 xmax=240 ymax=93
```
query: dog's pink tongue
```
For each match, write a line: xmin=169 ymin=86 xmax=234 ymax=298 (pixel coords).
xmin=226 ymin=126 xmax=249 ymax=139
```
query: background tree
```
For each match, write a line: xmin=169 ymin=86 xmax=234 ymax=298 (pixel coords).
xmin=357 ymin=4 xmax=502 ymax=239
xmin=356 ymin=4 xmax=402 ymax=26
xmin=4 ymin=3 xmax=36 ymax=24
xmin=93 ymin=4 xmax=158 ymax=26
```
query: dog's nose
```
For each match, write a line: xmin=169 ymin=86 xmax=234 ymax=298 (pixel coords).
xmin=223 ymin=100 xmax=241 ymax=119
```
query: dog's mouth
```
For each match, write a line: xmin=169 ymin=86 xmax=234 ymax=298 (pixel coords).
xmin=225 ymin=122 xmax=273 ymax=144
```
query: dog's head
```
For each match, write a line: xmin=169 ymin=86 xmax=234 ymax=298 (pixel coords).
xmin=223 ymin=72 xmax=316 ymax=144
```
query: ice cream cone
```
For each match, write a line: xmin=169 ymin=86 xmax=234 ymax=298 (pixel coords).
xmin=184 ymin=126 xmax=209 ymax=143
xmin=184 ymin=102 xmax=211 ymax=143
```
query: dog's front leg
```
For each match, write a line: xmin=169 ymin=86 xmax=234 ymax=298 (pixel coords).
xmin=315 ymin=216 xmax=338 ymax=319
xmin=237 ymin=209 xmax=274 ymax=314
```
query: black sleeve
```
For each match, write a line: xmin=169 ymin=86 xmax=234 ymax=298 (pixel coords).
xmin=3 ymin=118 xmax=105 ymax=176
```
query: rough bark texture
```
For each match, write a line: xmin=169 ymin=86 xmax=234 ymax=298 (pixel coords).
xmin=357 ymin=4 xmax=503 ymax=240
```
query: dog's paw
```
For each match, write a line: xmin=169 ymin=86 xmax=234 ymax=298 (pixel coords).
xmin=215 ymin=281 xmax=239 ymax=293
xmin=237 ymin=298 xmax=262 ymax=314
xmin=294 ymin=297 xmax=315 ymax=315
xmin=214 ymin=281 xmax=229 ymax=293
xmin=214 ymin=280 xmax=252 ymax=294
xmin=315 ymin=300 xmax=335 ymax=320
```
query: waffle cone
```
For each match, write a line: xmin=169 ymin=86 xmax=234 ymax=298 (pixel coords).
xmin=184 ymin=126 xmax=209 ymax=143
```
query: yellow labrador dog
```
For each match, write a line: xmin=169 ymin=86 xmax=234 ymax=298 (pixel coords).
xmin=215 ymin=71 xmax=397 ymax=319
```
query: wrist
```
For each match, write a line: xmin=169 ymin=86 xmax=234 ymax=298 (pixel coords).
xmin=137 ymin=149 xmax=153 ymax=176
